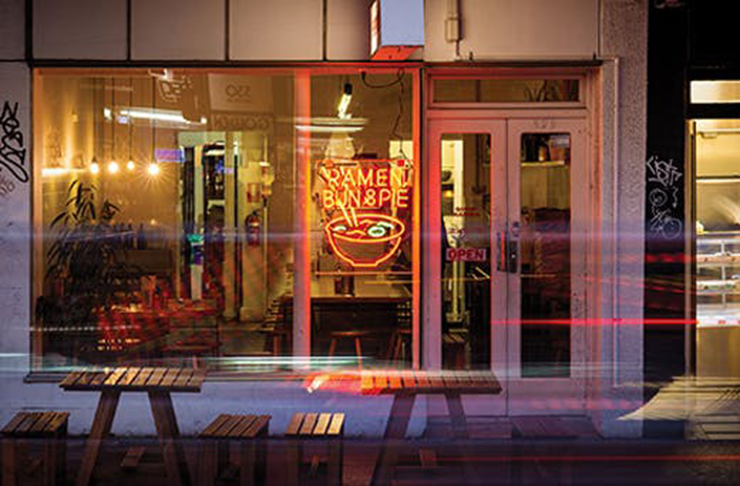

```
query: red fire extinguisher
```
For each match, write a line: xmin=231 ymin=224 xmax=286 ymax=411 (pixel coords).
xmin=245 ymin=211 xmax=261 ymax=247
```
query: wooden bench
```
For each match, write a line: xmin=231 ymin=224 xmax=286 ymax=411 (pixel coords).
xmin=285 ymin=412 xmax=345 ymax=486
xmin=2 ymin=411 xmax=69 ymax=486
xmin=198 ymin=414 xmax=271 ymax=486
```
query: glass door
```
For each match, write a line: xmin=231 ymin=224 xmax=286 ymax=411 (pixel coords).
xmin=426 ymin=119 xmax=508 ymax=414
xmin=426 ymin=117 xmax=587 ymax=415
xmin=505 ymin=118 xmax=587 ymax=414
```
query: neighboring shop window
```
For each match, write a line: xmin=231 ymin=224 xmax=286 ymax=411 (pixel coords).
xmin=309 ymin=71 xmax=415 ymax=368
xmin=694 ymin=119 xmax=740 ymax=377
xmin=33 ymin=70 xmax=295 ymax=370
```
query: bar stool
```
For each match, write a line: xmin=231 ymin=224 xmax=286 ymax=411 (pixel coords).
xmin=387 ymin=328 xmax=412 ymax=363
xmin=327 ymin=331 xmax=372 ymax=369
xmin=2 ymin=411 xmax=69 ymax=486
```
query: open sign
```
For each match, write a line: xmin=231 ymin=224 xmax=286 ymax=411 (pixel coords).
xmin=446 ymin=248 xmax=487 ymax=262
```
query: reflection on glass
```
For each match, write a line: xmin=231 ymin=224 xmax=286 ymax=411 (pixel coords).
xmin=309 ymin=73 xmax=414 ymax=366
xmin=440 ymin=134 xmax=491 ymax=370
xmin=35 ymin=72 xmax=296 ymax=370
xmin=520 ymin=133 xmax=571 ymax=377
xmin=433 ymin=79 xmax=580 ymax=103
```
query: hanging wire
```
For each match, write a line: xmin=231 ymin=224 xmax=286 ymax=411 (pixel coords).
xmin=128 ymin=75 xmax=134 ymax=169
xmin=111 ymin=77 xmax=115 ymax=164
xmin=360 ymin=69 xmax=408 ymax=161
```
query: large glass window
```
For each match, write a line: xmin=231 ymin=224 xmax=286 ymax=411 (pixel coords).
xmin=308 ymin=71 xmax=416 ymax=368
xmin=33 ymin=67 xmax=418 ymax=373
xmin=34 ymin=70 xmax=296 ymax=370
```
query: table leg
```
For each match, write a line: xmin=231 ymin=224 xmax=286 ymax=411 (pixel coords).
xmin=148 ymin=391 xmax=191 ymax=486
xmin=373 ymin=394 xmax=415 ymax=486
xmin=76 ymin=389 xmax=120 ymax=486
xmin=445 ymin=392 xmax=472 ymax=482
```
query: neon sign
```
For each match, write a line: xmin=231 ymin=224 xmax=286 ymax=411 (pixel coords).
xmin=317 ymin=158 xmax=412 ymax=268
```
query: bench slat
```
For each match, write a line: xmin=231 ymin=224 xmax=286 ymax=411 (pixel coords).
xmin=76 ymin=371 xmax=97 ymax=387
xmin=313 ymin=413 xmax=332 ymax=435
xmin=360 ymin=374 xmax=374 ymax=393
xmin=401 ymin=372 xmax=416 ymax=389
xmin=132 ymin=368 xmax=154 ymax=386
xmin=227 ymin=415 xmax=257 ymax=438
xmin=299 ymin=413 xmax=318 ymax=436
xmin=118 ymin=368 xmax=141 ymax=387
xmin=327 ymin=413 xmax=345 ymax=436
xmin=159 ymin=368 xmax=181 ymax=388
xmin=103 ymin=368 xmax=128 ymax=387
xmin=90 ymin=371 xmax=108 ymax=387
xmin=45 ymin=412 xmax=69 ymax=434
xmin=29 ymin=412 xmax=56 ymax=433
xmin=187 ymin=369 xmax=207 ymax=388
xmin=59 ymin=371 xmax=83 ymax=388
xmin=415 ymin=372 xmax=430 ymax=390
xmin=2 ymin=412 xmax=29 ymax=434
xmin=243 ymin=415 xmax=270 ymax=438
xmin=173 ymin=369 xmax=194 ymax=387
xmin=373 ymin=374 xmax=388 ymax=393
xmin=285 ymin=413 xmax=304 ymax=436
xmin=16 ymin=412 xmax=43 ymax=434
xmin=146 ymin=368 xmax=168 ymax=387
xmin=201 ymin=414 xmax=231 ymax=437
xmin=216 ymin=415 xmax=244 ymax=437
xmin=388 ymin=374 xmax=402 ymax=390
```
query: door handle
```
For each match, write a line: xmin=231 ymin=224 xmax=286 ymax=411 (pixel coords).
xmin=508 ymin=222 xmax=520 ymax=274
xmin=496 ymin=226 xmax=519 ymax=273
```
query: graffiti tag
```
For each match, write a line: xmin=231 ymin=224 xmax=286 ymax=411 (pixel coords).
xmin=0 ymin=101 xmax=29 ymax=184
xmin=647 ymin=155 xmax=682 ymax=239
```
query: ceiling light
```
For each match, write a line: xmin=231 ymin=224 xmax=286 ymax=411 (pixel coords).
xmin=147 ymin=163 xmax=160 ymax=176
xmin=108 ymin=161 xmax=119 ymax=174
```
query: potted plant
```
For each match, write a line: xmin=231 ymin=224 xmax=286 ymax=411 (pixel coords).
xmin=42 ymin=180 xmax=139 ymax=361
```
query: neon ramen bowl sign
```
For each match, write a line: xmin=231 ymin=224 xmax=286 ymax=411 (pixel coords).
xmin=318 ymin=158 xmax=412 ymax=268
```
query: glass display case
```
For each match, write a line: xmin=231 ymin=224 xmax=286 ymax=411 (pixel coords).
xmin=697 ymin=232 xmax=740 ymax=326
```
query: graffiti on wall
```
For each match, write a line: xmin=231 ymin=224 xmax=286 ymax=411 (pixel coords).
xmin=647 ymin=154 xmax=683 ymax=239
xmin=0 ymin=101 xmax=29 ymax=185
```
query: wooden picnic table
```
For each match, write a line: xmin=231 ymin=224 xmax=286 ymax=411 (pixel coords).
xmin=60 ymin=366 xmax=206 ymax=486
xmin=308 ymin=370 xmax=502 ymax=485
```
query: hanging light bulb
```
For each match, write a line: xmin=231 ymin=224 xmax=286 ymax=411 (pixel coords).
xmin=147 ymin=163 xmax=160 ymax=176
xmin=126 ymin=159 xmax=135 ymax=171
xmin=337 ymin=81 xmax=353 ymax=120
xmin=90 ymin=157 xmax=100 ymax=174
xmin=108 ymin=160 xmax=119 ymax=174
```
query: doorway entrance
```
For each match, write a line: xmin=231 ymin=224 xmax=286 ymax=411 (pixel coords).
xmin=425 ymin=114 xmax=588 ymax=415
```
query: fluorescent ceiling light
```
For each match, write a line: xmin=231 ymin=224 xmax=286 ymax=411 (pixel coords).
xmin=120 ymin=108 xmax=207 ymax=125
xmin=295 ymin=125 xmax=364 ymax=134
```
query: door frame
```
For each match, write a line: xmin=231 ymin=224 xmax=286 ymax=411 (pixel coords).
xmin=424 ymin=108 xmax=598 ymax=415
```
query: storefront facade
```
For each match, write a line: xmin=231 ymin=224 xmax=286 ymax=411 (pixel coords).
xmin=0 ymin=1 xmax=647 ymax=437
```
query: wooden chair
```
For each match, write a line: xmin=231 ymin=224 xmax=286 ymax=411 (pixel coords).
xmin=285 ymin=412 xmax=345 ymax=486
xmin=2 ymin=411 xmax=68 ymax=486
xmin=198 ymin=414 xmax=271 ymax=486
